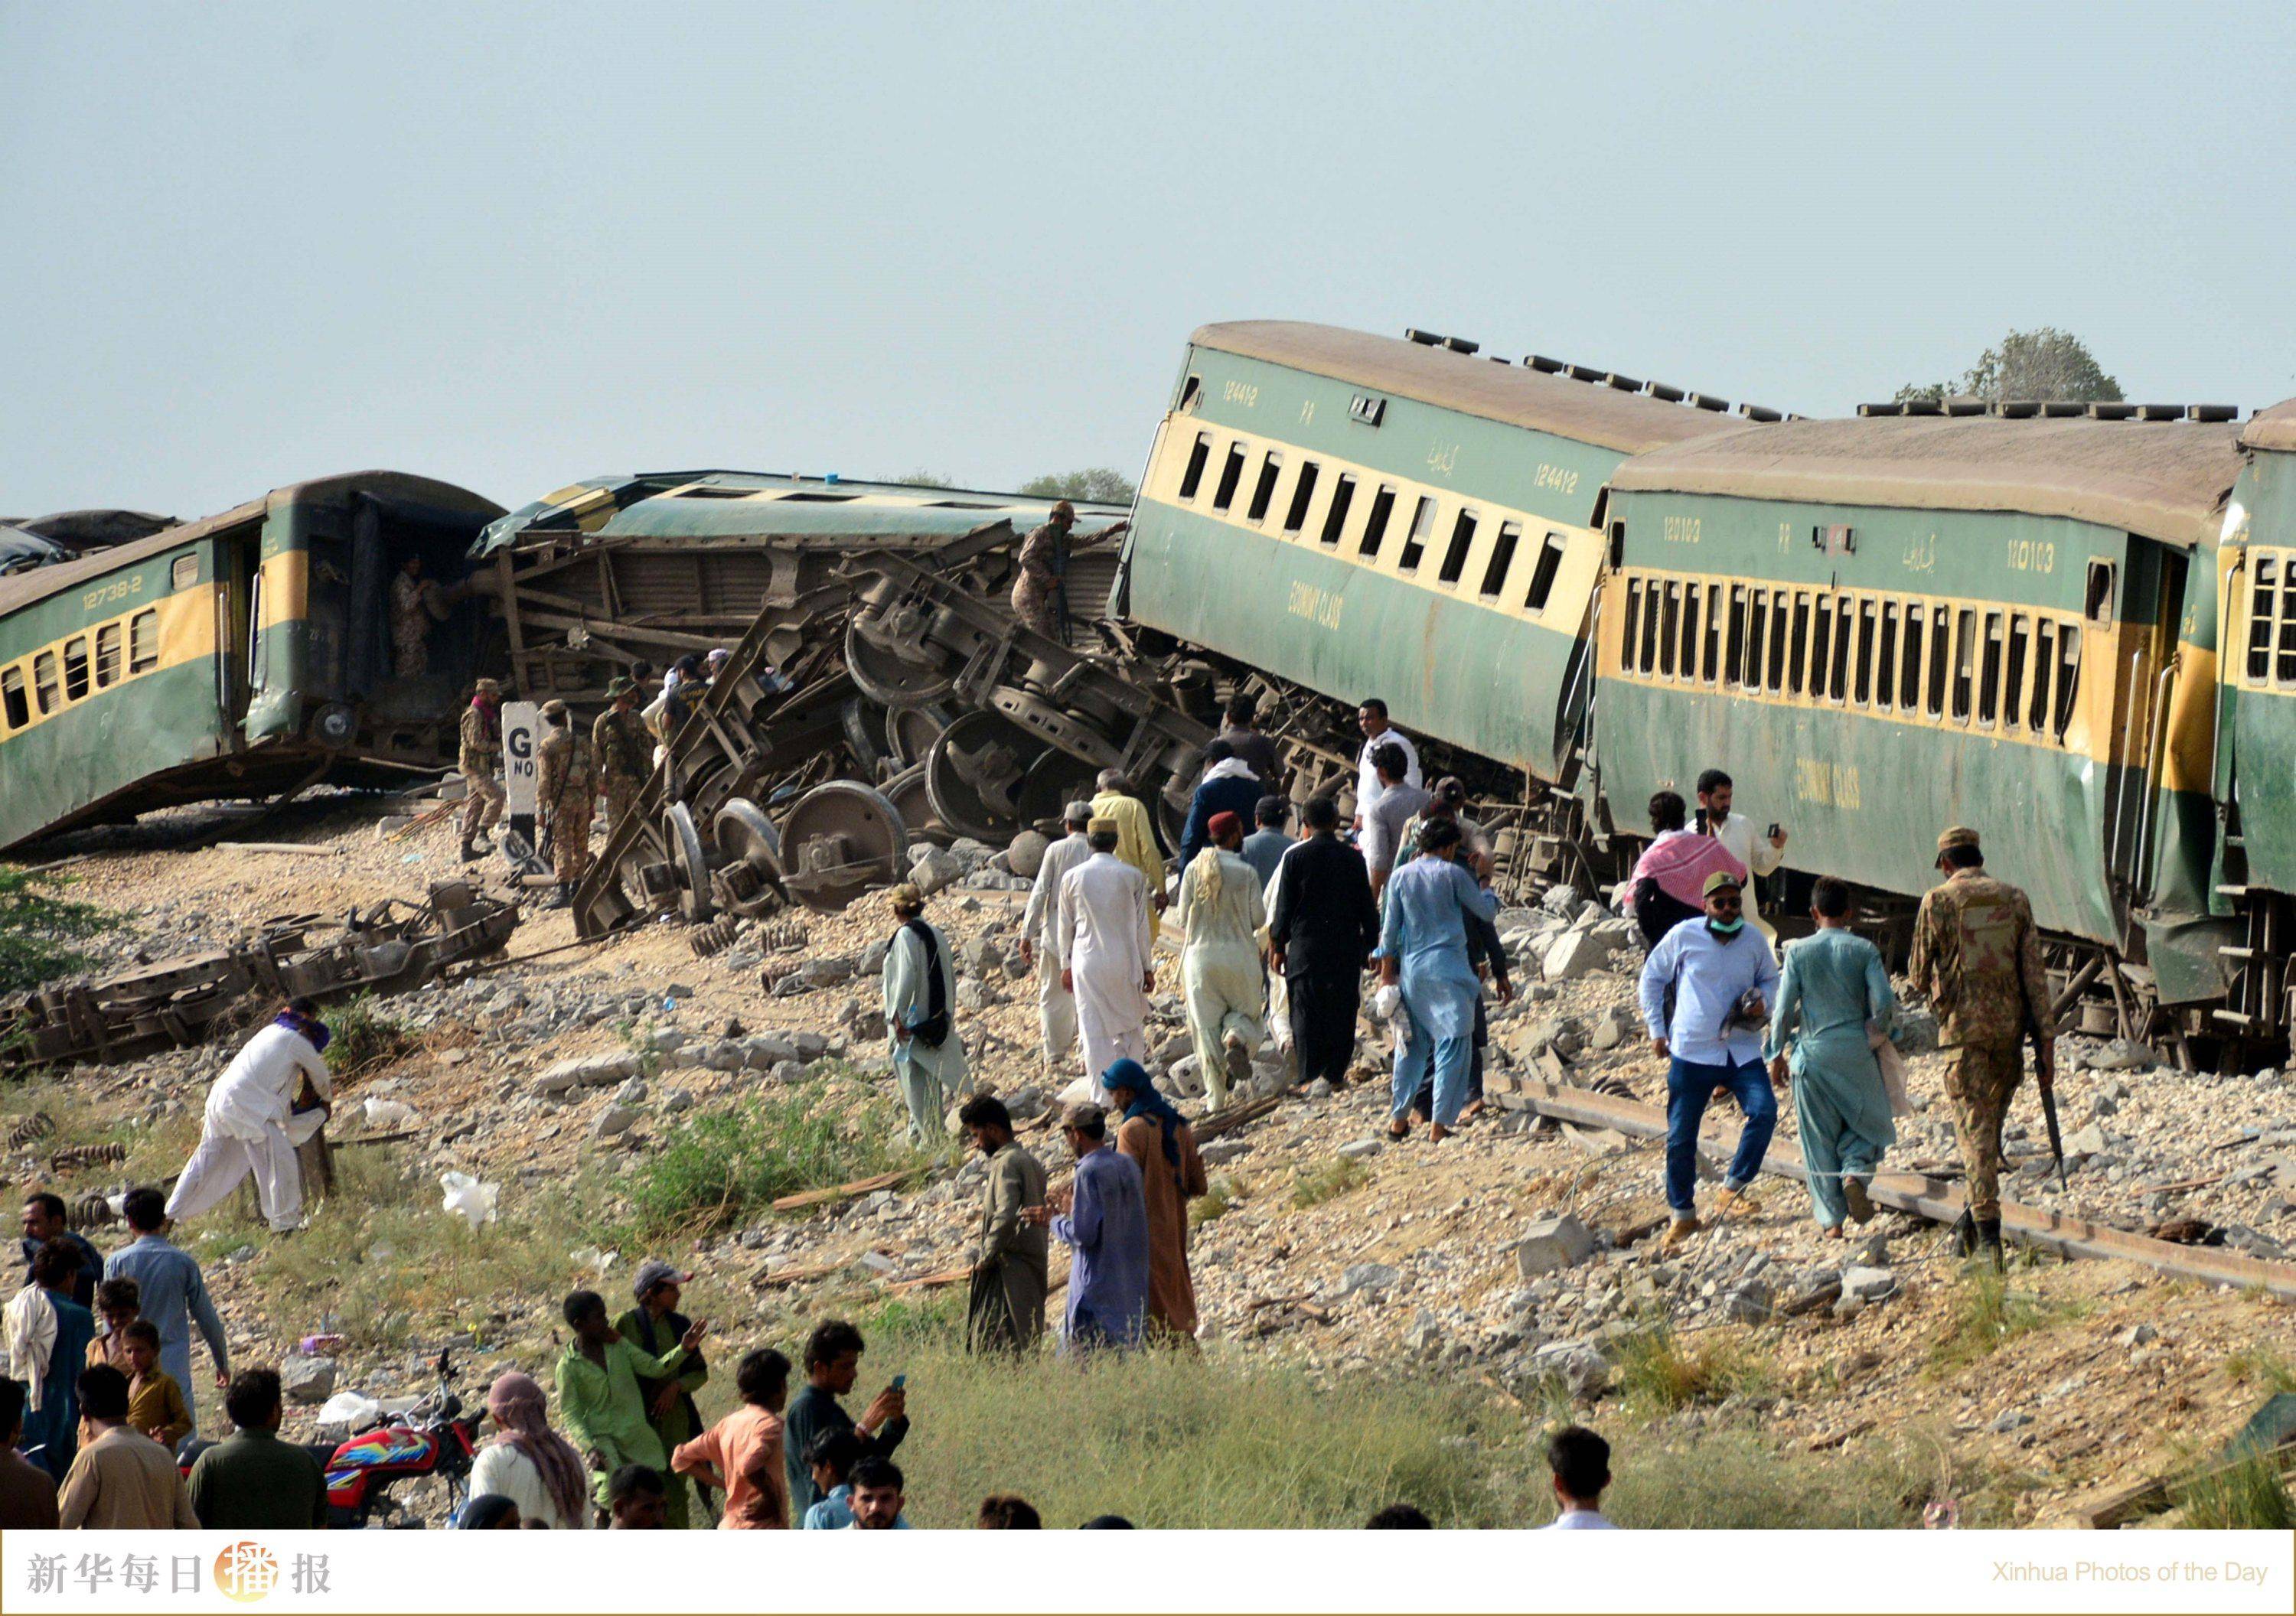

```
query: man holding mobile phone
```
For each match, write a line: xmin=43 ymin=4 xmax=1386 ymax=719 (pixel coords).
xmin=1696 ymin=770 xmax=1787 ymax=900
xmin=781 ymin=1320 xmax=908 ymax=1519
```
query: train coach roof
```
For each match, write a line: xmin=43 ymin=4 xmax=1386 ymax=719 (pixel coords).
xmin=0 ymin=472 xmax=502 ymax=617
xmin=1190 ymin=321 xmax=1748 ymax=455
xmin=2244 ymin=399 xmax=2296 ymax=454
xmin=1607 ymin=415 xmax=2244 ymax=550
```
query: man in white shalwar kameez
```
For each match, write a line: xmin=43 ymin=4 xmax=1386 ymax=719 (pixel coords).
xmin=882 ymin=883 xmax=966 ymax=1145
xmin=1057 ymin=819 xmax=1156 ymax=1104
xmin=1019 ymin=802 xmax=1094 ymax=1076
xmin=166 ymin=999 xmax=334 ymax=1232
xmin=1175 ymin=810 xmax=1267 ymax=1112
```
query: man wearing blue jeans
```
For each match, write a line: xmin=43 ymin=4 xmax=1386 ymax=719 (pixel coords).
xmin=1638 ymin=869 xmax=1781 ymax=1248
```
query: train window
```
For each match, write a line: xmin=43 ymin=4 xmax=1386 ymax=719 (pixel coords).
xmin=1703 ymin=583 xmax=1723 ymax=682
xmin=1788 ymin=593 xmax=1811 ymax=696
xmin=1623 ymin=579 xmax=1644 ymax=671
xmin=1211 ymin=443 xmax=1246 ymax=512
xmin=1607 ymin=521 xmax=1626 ymax=570
xmin=1246 ymin=452 xmax=1282 ymax=523
xmin=2003 ymin=615 xmax=2031 ymax=731
xmin=1808 ymin=594 xmax=1833 ymax=702
xmin=1319 ymin=474 xmax=1356 ymax=546
xmin=1743 ymin=589 xmax=1767 ymax=689
xmin=1283 ymin=461 xmax=1320 ymax=534
xmin=95 ymin=624 xmax=122 ymax=688
xmin=1396 ymin=497 xmax=1437 ymax=572
xmin=1877 ymin=603 xmax=1899 ymax=710
xmin=1978 ymin=611 xmax=2004 ymax=726
xmin=1641 ymin=579 xmax=1665 ymax=673
xmin=2278 ymin=575 xmax=2296 ymax=685
xmin=1951 ymin=609 xmax=1975 ymax=722
xmin=1178 ymin=433 xmax=1212 ymax=500
xmin=1437 ymin=510 xmax=1479 ymax=586
xmin=1 ymin=666 xmax=24 ymax=731
xmin=1525 ymin=533 xmax=1566 ymax=611
xmin=1658 ymin=583 xmax=1680 ymax=676
xmin=1928 ymin=605 xmax=1951 ymax=717
xmin=2086 ymin=560 xmax=2116 ymax=625
xmin=63 ymin=637 xmax=90 ymax=702
xmin=171 ymin=554 xmax=199 ymax=590
xmin=2250 ymin=556 xmax=2278 ymax=682
xmin=1681 ymin=585 xmax=1702 ymax=681
xmin=1726 ymin=585 xmax=1748 ymax=684
xmin=1480 ymin=523 xmax=1521 ymax=599
xmin=1837 ymin=592 xmax=1855 ymax=698
xmin=2054 ymin=627 xmax=2082 ymax=737
xmin=129 ymin=609 xmax=159 ymax=673
xmin=1766 ymin=592 xmax=1790 ymax=691
xmin=2030 ymin=620 xmax=2056 ymax=734
xmin=1358 ymin=486 xmax=1397 ymax=558
xmin=33 ymin=651 xmax=60 ymax=715
xmin=1180 ymin=373 xmax=1202 ymax=412
xmin=1854 ymin=600 xmax=1877 ymax=706
xmin=1900 ymin=601 xmax=1925 ymax=712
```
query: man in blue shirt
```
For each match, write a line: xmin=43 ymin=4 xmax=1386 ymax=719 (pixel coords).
xmin=18 ymin=1194 xmax=102 ymax=1311
xmin=102 ymin=1188 xmax=230 ymax=1432
xmin=1639 ymin=870 xmax=1782 ymax=1247
xmin=1023 ymin=1103 xmax=1150 ymax=1351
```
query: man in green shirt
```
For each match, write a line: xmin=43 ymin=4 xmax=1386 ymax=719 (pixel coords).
xmin=611 ymin=1260 xmax=711 ymax=1531
xmin=556 ymin=1289 xmax=708 ymax=1520
xmin=187 ymin=1369 xmax=328 ymax=1529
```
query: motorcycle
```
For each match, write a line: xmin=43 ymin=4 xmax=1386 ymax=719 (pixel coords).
xmin=180 ymin=1347 xmax=482 ymax=1528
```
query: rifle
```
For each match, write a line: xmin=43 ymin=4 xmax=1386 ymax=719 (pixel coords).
xmin=2034 ymin=1028 xmax=2067 ymax=1191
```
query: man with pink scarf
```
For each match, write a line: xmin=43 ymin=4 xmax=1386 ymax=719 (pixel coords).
xmin=470 ymin=1372 xmax=591 ymax=1529
xmin=1624 ymin=790 xmax=1746 ymax=950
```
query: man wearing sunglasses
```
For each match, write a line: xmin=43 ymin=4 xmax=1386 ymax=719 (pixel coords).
xmin=1638 ymin=870 xmax=1782 ymax=1249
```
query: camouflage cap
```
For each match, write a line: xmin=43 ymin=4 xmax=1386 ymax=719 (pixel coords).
xmin=539 ymin=699 xmax=569 ymax=720
xmin=605 ymin=676 xmax=637 ymax=699
xmin=1936 ymin=825 xmax=1981 ymax=855
xmin=1702 ymin=868 xmax=1744 ymax=898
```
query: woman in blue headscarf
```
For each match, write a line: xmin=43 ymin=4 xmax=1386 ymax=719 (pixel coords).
xmin=1100 ymin=1059 xmax=1207 ymax=1344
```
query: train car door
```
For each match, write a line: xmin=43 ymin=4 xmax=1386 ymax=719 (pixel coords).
xmin=2102 ymin=539 xmax=2189 ymax=905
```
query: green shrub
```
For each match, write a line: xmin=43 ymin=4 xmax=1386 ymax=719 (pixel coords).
xmin=2173 ymin=1449 xmax=2296 ymax=1530
xmin=628 ymin=1082 xmax=914 ymax=1235
xmin=1290 ymin=1158 xmax=1368 ymax=1208
xmin=0 ymin=864 xmax=116 ymax=995
xmin=321 ymin=995 xmax=415 ymax=1077
xmin=1929 ymin=1270 xmax=2085 ymax=1373
xmin=1612 ymin=1324 xmax=1769 ymax=1415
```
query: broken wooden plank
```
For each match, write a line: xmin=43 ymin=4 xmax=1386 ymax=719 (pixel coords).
xmin=1195 ymin=1092 xmax=1283 ymax=1144
xmin=748 ymin=1260 xmax=841 ymax=1289
xmin=771 ymin=1168 xmax=913 ymax=1212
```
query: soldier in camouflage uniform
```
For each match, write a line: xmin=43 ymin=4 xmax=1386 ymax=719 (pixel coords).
xmin=1906 ymin=825 xmax=2054 ymax=1266
xmin=390 ymin=556 xmax=450 ymax=679
xmin=591 ymin=676 xmax=651 ymax=837
xmin=536 ymin=698 xmax=596 ymax=907
xmin=458 ymin=678 xmax=506 ymax=862
xmin=1009 ymin=500 xmax=1075 ymax=640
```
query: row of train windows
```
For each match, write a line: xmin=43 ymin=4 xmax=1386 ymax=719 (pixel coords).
xmin=0 ymin=610 xmax=161 ymax=733
xmin=1619 ymin=577 xmax=2084 ymax=742
xmin=2245 ymin=552 xmax=2296 ymax=685
xmin=1174 ymin=432 xmax=1570 ymax=613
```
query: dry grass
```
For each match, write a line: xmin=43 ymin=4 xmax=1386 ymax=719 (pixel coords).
xmin=1928 ymin=1269 xmax=2088 ymax=1373
xmin=1289 ymin=1157 xmax=1369 ymax=1208
xmin=1611 ymin=1324 xmax=1771 ymax=1416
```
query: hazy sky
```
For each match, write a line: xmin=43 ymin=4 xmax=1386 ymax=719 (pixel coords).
xmin=6 ymin=4 xmax=2294 ymax=520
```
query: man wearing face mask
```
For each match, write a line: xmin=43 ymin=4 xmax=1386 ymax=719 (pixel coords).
xmin=1638 ymin=871 xmax=1781 ymax=1249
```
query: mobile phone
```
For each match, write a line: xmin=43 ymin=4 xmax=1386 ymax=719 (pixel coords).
xmin=1766 ymin=823 xmax=1781 ymax=839
xmin=890 ymin=1373 xmax=907 ymax=1391
xmin=1694 ymin=807 xmax=1710 ymax=834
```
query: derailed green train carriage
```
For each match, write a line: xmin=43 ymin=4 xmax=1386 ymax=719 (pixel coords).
xmin=1117 ymin=321 xmax=1743 ymax=784
xmin=0 ymin=472 xmax=502 ymax=852
xmin=1598 ymin=415 xmax=2244 ymax=1010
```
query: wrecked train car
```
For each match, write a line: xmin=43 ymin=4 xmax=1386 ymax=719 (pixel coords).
xmin=467 ymin=471 xmax=1128 ymax=701
xmin=0 ymin=472 xmax=504 ymax=851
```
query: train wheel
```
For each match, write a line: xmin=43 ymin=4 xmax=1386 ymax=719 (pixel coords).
xmin=884 ymin=702 xmax=953 ymax=771
xmin=779 ymin=781 xmax=909 ymax=913
xmin=662 ymin=801 xmax=716 ymax=924
xmin=924 ymin=710 xmax=1043 ymax=843
xmin=843 ymin=611 xmax=957 ymax=709
xmin=882 ymin=764 xmax=936 ymax=842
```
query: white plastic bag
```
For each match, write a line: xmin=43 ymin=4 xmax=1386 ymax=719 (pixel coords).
xmin=1372 ymin=982 xmax=1402 ymax=1021
xmin=361 ymin=1097 xmax=419 ymax=1130
xmin=315 ymin=1390 xmax=383 ymax=1435
xmin=439 ymin=1171 xmax=499 ymax=1231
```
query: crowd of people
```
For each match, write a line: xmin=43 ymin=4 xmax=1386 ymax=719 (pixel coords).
xmin=2 ymin=683 xmax=2053 ymax=1532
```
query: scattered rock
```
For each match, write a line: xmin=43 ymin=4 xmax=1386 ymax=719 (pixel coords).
xmin=612 ymin=1077 xmax=649 ymax=1106
xmin=1005 ymin=830 xmax=1051 ymax=879
xmin=1338 ymin=1138 xmax=1386 ymax=1162
xmin=1200 ymin=1139 xmax=1251 ymax=1166
xmin=281 ymin=1354 xmax=339 ymax=1404
xmin=1340 ymin=1262 xmax=1401 ymax=1298
xmin=1515 ymin=1212 xmax=1596 ymax=1278
xmin=910 ymin=846 xmax=964 ymax=894
xmin=1723 ymin=1279 xmax=1773 ymax=1324
xmin=589 ymin=1106 xmax=639 ymax=1139
xmin=1541 ymin=929 xmax=1616 ymax=984
xmin=538 ymin=1051 xmax=641 ymax=1093
xmin=2063 ymin=1123 xmax=2108 ymax=1159
xmin=1841 ymin=1265 xmax=1898 ymax=1302
xmin=1530 ymin=1338 xmax=1609 ymax=1398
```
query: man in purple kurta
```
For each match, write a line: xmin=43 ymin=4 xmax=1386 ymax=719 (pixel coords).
xmin=1024 ymin=1103 xmax=1150 ymax=1352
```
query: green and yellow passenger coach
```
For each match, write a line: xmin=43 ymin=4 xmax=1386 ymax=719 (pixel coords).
xmin=1591 ymin=411 xmax=2242 ymax=1007
xmin=0 ymin=471 xmax=501 ymax=852
xmin=1117 ymin=321 xmax=1740 ymax=781
xmin=2211 ymin=401 xmax=2296 ymax=1032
